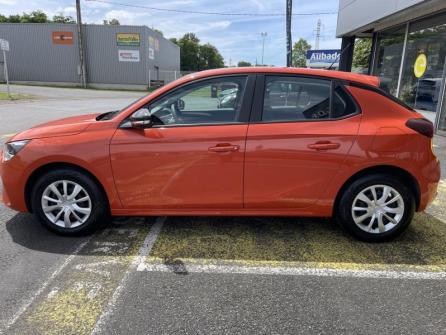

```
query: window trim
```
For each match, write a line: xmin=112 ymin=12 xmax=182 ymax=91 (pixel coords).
xmin=121 ymin=74 xmax=256 ymax=129
xmin=250 ymin=74 xmax=361 ymax=124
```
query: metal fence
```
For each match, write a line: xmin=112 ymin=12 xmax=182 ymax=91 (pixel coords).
xmin=148 ymin=70 xmax=195 ymax=87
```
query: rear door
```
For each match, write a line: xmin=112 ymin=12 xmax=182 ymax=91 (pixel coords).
xmin=244 ymin=75 xmax=361 ymax=209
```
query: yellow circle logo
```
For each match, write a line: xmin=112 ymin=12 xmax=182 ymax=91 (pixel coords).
xmin=414 ymin=54 xmax=427 ymax=78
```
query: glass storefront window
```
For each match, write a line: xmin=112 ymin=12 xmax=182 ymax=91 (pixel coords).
xmin=399 ymin=13 xmax=446 ymax=113
xmin=372 ymin=25 xmax=406 ymax=96
xmin=438 ymin=87 xmax=446 ymax=133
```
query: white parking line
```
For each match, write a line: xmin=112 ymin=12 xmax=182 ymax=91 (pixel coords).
xmin=2 ymin=236 xmax=93 ymax=333
xmin=91 ymin=216 xmax=166 ymax=335
xmin=138 ymin=262 xmax=446 ymax=280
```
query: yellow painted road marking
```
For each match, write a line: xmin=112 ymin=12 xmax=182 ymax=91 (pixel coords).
xmin=149 ymin=213 xmax=446 ymax=273
xmin=1 ymin=133 xmax=16 ymax=138
xmin=8 ymin=218 xmax=153 ymax=335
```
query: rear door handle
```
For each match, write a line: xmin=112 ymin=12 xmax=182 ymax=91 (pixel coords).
xmin=208 ymin=144 xmax=240 ymax=153
xmin=307 ymin=141 xmax=340 ymax=151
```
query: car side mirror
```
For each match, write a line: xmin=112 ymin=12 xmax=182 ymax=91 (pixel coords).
xmin=129 ymin=114 xmax=153 ymax=129
xmin=177 ymin=99 xmax=185 ymax=111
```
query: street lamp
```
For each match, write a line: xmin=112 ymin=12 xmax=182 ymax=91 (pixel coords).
xmin=261 ymin=32 xmax=267 ymax=66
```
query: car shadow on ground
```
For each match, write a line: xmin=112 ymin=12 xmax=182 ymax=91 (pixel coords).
xmin=5 ymin=212 xmax=446 ymax=270
xmin=4 ymin=213 xmax=152 ymax=256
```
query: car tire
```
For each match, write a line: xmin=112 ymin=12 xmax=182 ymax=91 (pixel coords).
xmin=31 ymin=168 xmax=109 ymax=236
xmin=336 ymin=174 xmax=415 ymax=242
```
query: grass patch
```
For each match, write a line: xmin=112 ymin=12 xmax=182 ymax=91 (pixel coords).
xmin=0 ymin=92 xmax=34 ymax=100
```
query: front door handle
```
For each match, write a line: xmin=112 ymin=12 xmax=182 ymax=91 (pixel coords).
xmin=208 ymin=144 xmax=240 ymax=153
xmin=307 ymin=141 xmax=340 ymax=151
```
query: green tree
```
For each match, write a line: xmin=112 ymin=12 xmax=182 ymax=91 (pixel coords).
xmin=52 ymin=13 xmax=75 ymax=23
xmin=352 ymin=38 xmax=372 ymax=72
xmin=177 ymin=33 xmax=201 ymax=71
xmin=103 ymin=18 xmax=120 ymax=25
xmin=292 ymin=38 xmax=311 ymax=67
xmin=238 ymin=61 xmax=252 ymax=67
xmin=170 ymin=33 xmax=224 ymax=71
xmin=153 ymin=29 xmax=163 ymax=36
xmin=20 ymin=10 xmax=48 ymax=23
xmin=6 ymin=14 xmax=21 ymax=23
xmin=1 ymin=11 xmax=52 ymax=23
xmin=199 ymin=43 xmax=224 ymax=69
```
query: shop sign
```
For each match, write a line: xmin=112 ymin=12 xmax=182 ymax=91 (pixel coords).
xmin=414 ymin=53 xmax=427 ymax=78
xmin=149 ymin=36 xmax=160 ymax=52
xmin=118 ymin=49 xmax=140 ymax=62
xmin=52 ymin=31 xmax=74 ymax=45
xmin=148 ymin=48 xmax=155 ymax=60
xmin=0 ymin=38 xmax=9 ymax=51
xmin=117 ymin=33 xmax=140 ymax=47
xmin=306 ymin=49 xmax=340 ymax=68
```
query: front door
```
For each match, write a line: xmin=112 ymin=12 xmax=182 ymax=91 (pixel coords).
xmin=110 ymin=75 xmax=253 ymax=209
xmin=244 ymin=75 xmax=360 ymax=209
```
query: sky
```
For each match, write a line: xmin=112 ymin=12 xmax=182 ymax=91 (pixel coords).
xmin=0 ymin=0 xmax=341 ymax=66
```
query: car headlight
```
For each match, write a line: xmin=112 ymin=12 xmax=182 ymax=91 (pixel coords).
xmin=3 ymin=140 xmax=30 ymax=162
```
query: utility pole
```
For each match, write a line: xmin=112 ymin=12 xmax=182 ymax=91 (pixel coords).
xmin=0 ymin=39 xmax=10 ymax=97
xmin=315 ymin=18 xmax=321 ymax=50
xmin=76 ymin=0 xmax=87 ymax=88
xmin=286 ymin=0 xmax=292 ymax=67
xmin=261 ymin=32 xmax=267 ymax=66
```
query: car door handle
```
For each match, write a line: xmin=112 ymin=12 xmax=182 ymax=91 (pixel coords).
xmin=307 ymin=141 xmax=340 ymax=151
xmin=208 ymin=144 xmax=240 ymax=153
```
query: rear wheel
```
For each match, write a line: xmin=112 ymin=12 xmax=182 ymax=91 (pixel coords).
xmin=336 ymin=174 xmax=415 ymax=242
xmin=31 ymin=168 xmax=109 ymax=235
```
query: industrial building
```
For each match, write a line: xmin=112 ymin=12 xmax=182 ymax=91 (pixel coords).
xmin=0 ymin=23 xmax=180 ymax=90
xmin=336 ymin=0 xmax=446 ymax=135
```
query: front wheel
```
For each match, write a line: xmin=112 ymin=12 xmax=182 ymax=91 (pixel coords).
xmin=31 ymin=168 xmax=109 ymax=235
xmin=336 ymin=174 xmax=415 ymax=242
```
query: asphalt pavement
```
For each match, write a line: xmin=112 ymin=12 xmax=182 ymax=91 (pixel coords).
xmin=0 ymin=84 xmax=445 ymax=335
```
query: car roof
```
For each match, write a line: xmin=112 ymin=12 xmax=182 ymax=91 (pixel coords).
xmin=181 ymin=67 xmax=380 ymax=88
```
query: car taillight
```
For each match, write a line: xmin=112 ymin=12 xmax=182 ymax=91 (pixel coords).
xmin=405 ymin=118 xmax=434 ymax=138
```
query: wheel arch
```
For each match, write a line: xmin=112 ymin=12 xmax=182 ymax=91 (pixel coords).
xmin=333 ymin=165 xmax=421 ymax=216
xmin=25 ymin=162 xmax=110 ymax=213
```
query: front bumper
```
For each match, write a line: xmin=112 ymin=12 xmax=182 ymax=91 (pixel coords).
xmin=0 ymin=151 xmax=29 ymax=212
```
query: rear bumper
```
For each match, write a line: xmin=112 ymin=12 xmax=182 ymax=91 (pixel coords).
xmin=418 ymin=157 xmax=441 ymax=211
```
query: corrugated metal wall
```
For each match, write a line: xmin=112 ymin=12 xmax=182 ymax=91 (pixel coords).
xmin=0 ymin=23 xmax=180 ymax=87
xmin=85 ymin=25 xmax=147 ymax=85
xmin=0 ymin=23 xmax=80 ymax=83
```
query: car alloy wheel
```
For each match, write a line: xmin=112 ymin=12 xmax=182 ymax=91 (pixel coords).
xmin=351 ymin=184 xmax=404 ymax=234
xmin=41 ymin=180 xmax=92 ymax=229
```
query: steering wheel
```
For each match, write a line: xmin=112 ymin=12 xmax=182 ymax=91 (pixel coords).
xmin=151 ymin=100 xmax=182 ymax=125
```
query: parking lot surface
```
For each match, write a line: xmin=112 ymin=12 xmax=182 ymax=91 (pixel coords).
xmin=0 ymin=85 xmax=445 ymax=334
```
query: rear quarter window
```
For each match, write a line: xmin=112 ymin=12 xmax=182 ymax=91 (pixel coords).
xmin=260 ymin=76 xmax=360 ymax=122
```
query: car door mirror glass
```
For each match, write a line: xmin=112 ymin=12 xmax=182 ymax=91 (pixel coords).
xmin=177 ymin=99 xmax=185 ymax=111
xmin=129 ymin=108 xmax=153 ymax=129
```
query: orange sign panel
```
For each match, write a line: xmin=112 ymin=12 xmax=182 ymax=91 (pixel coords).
xmin=52 ymin=31 xmax=74 ymax=45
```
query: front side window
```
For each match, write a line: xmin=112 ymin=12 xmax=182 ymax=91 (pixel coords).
xmin=263 ymin=76 xmax=331 ymax=121
xmin=134 ymin=76 xmax=247 ymax=126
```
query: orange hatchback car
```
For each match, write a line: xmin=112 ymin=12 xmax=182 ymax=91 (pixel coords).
xmin=0 ymin=68 xmax=440 ymax=241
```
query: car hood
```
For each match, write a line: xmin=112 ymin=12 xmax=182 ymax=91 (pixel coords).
xmin=10 ymin=113 xmax=100 ymax=141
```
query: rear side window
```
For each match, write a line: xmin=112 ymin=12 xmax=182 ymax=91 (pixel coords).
xmin=262 ymin=76 xmax=359 ymax=122
xmin=332 ymin=84 xmax=358 ymax=118
xmin=263 ymin=76 xmax=330 ymax=121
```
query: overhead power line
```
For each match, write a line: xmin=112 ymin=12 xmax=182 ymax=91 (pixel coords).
xmin=85 ymin=0 xmax=338 ymax=17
